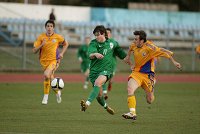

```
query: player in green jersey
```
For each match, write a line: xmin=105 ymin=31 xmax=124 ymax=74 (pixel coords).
xmin=102 ymin=28 xmax=117 ymax=99
xmin=80 ymin=25 xmax=127 ymax=115
xmin=77 ymin=36 xmax=91 ymax=89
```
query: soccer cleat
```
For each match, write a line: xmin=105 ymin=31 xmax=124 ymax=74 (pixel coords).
xmin=106 ymin=106 xmax=115 ymax=115
xmin=42 ymin=98 xmax=48 ymax=105
xmin=56 ymin=95 xmax=62 ymax=104
xmin=122 ymin=112 xmax=137 ymax=120
xmin=80 ymin=100 xmax=87 ymax=112
xmin=42 ymin=95 xmax=48 ymax=105
xmin=56 ymin=90 xmax=62 ymax=104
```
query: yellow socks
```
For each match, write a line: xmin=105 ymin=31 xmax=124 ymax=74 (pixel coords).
xmin=128 ymin=96 xmax=136 ymax=115
xmin=43 ymin=79 xmax=50 ymax=94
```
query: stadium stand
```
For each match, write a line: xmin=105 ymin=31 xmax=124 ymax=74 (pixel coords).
xmin=0 ymin=2 xmax=200 ymax=48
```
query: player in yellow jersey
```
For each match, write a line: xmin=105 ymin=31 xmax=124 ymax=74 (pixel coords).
xmin=33 ymin=20 xmax=69 ymax=105
xmin=122 ymin=30 xmax=181 ymax=120
xmin=196 ymin=44 xmax=200 ymax=59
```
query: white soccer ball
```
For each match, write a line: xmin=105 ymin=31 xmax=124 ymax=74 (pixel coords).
xmin=51 ymin=77 xmax=64 ymax=90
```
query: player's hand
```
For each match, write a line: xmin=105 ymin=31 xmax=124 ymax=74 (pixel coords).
xmin=95 ymin=53 xmax=104 ymax=59
xmin=59 ymin=53 xmax=64 ymax=59
xmin=41 ymin=39 xmax=46 ymax=46
xmin=57 ymin=59 xmax=61 ymax=64
xmin=174 ymin=62 xmax=182 ymax=70
xmin=124 ymin=56 xmax=131 ymax=65
xmin=130 ymin=65 xmax=134 ymax=70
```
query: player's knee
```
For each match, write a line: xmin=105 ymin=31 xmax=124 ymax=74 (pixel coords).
xmin=127 ymin=86 xmax=135 ymax=96
xmin=146 ymin=95 xmax=155 ymax=104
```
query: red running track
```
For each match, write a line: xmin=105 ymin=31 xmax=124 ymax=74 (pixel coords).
xmin=0 ymin=73 xmax=199 ymax=83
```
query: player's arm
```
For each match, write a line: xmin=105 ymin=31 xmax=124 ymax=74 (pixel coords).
xmin=77 ymin=47 xmax=83 ymax=62
xmin=123 ymin=45 xmax=133 ymax=65
xmin=89 ymin=53 xmax=104 ymax=59
xmin=169 ymin=55 xmax=182 ymax=70
xmin=149 ymin=44 xmax=181 ymax=70
xmin=88 ymin=40 xmax=104 ymax=59
xmin=59 ymin=40 xmax=69 ymax=59
xmin=32 ymin=39 xmax=46 ymax=54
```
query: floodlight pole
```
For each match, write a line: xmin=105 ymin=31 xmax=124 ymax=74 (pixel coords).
xmin=191 ymin=30 xmax=195 ymax=71
xmin=22 ymin=18 xmax=26 ymax=69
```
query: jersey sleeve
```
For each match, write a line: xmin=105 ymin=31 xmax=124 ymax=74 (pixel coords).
xmin=88 ymin=40 xmax=97 ymax=56
xmin=147 ymin=43 xmax=172 ymax=59
xmin=33 ymin=35 xmax=42 ymax=48
xmin=113 ymin=41 xmax=127 ymax=59
xmin=57 ymin=34 xmax=65 ymax=45
xmin=129 ymin=43 xmax=135 ymax=51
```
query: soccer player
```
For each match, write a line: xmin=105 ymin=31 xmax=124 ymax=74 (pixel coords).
xmin=122 ymin=30 xmax=181 ymax=120
xmin=102 ymin=28 xmax=118 ymax=100
xmin=80 ymin=25 xmax=127 ymax=115
xmin=77 ymin=36 xmax=91 ymax=89
xmin=196 ymin=44 xmax=200 ymax=59
xmin=33 ymin=20 xmax=69 ymax=105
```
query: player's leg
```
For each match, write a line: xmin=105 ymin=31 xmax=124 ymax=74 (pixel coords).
xmin=102 ymin=83 xmax=108 ymax=100
xmin=145 ymin=91 xmax=155 ymax=104
xmin=95 ymin=75 xmax=114 ymax=114
xmin=122 ymin=78 xmax=139 ymax=120
xmin=81 ymin=75 xmax=107 ymax=111
xmin=144 ymin=74 xmax=156 ymax=104
xmin=42 ymin=68 xmax=53 ymax=104
xmin=53 ymin=61 xmax=62 ymax=103
xmin=107 ymin=78 xmax=112 ymax=91
xmin=42 ymin=61 xmax=57 ymax=104
xmin=83 ymin=69 xmax=90 ymax=89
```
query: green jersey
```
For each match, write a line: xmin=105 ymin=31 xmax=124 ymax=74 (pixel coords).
xmin=77 ymin=44 xmax=90 ymax=72
xmin=88 ymin=38 xmax=126 ymax=74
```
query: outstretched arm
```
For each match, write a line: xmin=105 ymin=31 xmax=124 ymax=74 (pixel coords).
xmin=169 ymin=56 xmax=182 ymax=70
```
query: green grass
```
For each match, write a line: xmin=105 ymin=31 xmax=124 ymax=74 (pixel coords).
xmin=0 ymin=82 xmax=200 ymax=134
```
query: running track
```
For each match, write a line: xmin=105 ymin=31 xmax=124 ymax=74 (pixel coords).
xmin=0 ymin=73 xmax=199 ymax=83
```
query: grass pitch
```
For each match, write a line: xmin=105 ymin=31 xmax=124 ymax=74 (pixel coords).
xmin=0 ymin=82 xmax=199 ymax=134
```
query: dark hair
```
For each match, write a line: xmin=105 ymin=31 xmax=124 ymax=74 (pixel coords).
xmin=45 ymin=20 xmax=55 ymax=28
xmin=93 ymin=25 xmax=108 ymax=38
xmin=133 ymin=30 xmax=147 ymax=42
xmin=106 ymin=28 xmax=112 ymax=33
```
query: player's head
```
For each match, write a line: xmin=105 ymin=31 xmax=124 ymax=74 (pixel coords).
xmin=133 ymin=30 xmax=147 ymax=47
xmin=106 ymin=28 xmax=112 ymax=39
xmin=85 ymin=36 xmax=91 ymax=45
xmin=45 ymin=20 xmax=55 ymax=28
xmin=45 ymin=20 xmax=55 ymax=35
xmin=93 ymin=25 xmax=108 ymax=42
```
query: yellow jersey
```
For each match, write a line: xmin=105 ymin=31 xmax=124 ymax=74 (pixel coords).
xmin=34 ymin=33 xmax=65 ymax=61
xmin=196 ymin=45 xmax=200 ymax=54
xmin=129 ymin=40 xmax=173 ymax=73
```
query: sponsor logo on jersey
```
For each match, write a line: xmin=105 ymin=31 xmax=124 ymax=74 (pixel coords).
xmin=110 ymin=42 xmax=114 ymax=49
xmin=142 ymin=52 xmax=147 ymax=57
xmin=52 ymin=39 xmax=56 ymax=43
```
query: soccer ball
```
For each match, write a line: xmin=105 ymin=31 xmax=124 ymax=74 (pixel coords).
xmin=51 ymin=77 xmax=64 ymax=90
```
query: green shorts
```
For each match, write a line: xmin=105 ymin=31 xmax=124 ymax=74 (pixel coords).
xmin=89 ymin=70 xmax=113 ymax=86
xmin=81 ymin=62 xmax=90 ymax=73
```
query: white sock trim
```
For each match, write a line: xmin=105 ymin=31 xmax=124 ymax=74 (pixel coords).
xmin=86 ymin=101 xmax=91 ymax=106
xmin=103 ymin=90 xmax=107 ymax=94
xmin=103 ymin=103 xmax=107 ymax=108
xmin=130 ymin=108 xmax=136 ymax=112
